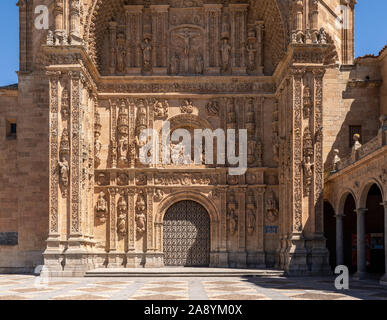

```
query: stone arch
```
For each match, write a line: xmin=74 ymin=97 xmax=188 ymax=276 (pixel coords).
xmin=359 ymin=178 xmax=385 ymax=208
xmin=155 ymin=190 xmax=220 ymax=254
xmin=336 ymin=188 xmax=358 ymax=214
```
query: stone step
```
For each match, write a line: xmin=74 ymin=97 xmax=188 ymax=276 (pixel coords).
xmin=85 ymin=267 xmax=285 ymax=278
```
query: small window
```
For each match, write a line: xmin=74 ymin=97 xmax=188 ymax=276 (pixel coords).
xmin=349 ymin=125 xmax=362 ymax=147
xmin=6 ymin=120 xmax=17 ymax=139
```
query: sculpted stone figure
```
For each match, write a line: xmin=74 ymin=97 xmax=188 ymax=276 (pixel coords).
xmin=116 ymin=32 xmax=126 ymax=73
xmin=141 ymin=37 xmax=152 ymax=71
xmin=96 ymin=191 xmax=108 ymax=222
xmin=136 ymin=192 xmax=147 ymax=235
xmin=170 ymin=54 xmax=180 ymax=75
xmin=117 ymin=197 xmax=127 ymax=235
xmin=58 ymin=156 xmax=69 ymax=196
xmin=246 ymin=42 xmax=257 ymax=71
xmin=195 ymin=54 xmax=204 ymax=74
xmin=227 ymin=193 xmax=238 ymax=235
xmin=220 ymin=37 xmax=232 ymax=72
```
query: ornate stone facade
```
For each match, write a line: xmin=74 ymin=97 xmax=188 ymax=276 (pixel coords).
xmin=1 ymin=0 xmax=386 ymax=280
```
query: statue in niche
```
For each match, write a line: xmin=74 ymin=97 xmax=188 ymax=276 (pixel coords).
xmin=220 ymin=37 xmax=232 ymax=72
xmin=170 ymin=54 xmax=180 ymax=75
xmin=118 ymin=136 xmax=128 ymax=165
xmin=246 ymin=191 xmax=256 ymax=235
xmin=96 ymin=191 xmax=108 ymax=222
xmin=303 ymin=155 xmax=314 ymax=192
xmin=227 ymin=192 xmax=238 ymax=235
xmin=136 ymin=192 xmax=147 ymax=235
xmin=58 ymin=156 xmax=69 ymax=196
xmin=117 ymin=196 xmax=127 ymax=235
xmin=266 ymin=190 xmax=279 ymax=222
xmin=116 ymin=32 xmax=126 ymax=73
xmin=94 ymin=131 xmax=102 ymax=165
xmin=195 ymin=53 xmax=204 ymax=74
xmin=141 ymin=37 xmax=152 ymax=71
xmin=246 ymin=42 xmax=257 ymax=71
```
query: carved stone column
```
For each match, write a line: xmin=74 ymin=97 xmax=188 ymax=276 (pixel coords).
xmin=236 ymin=187 xmax=247 ymax=268
xmin=255 ymin=21 xmax=264 ymax=75
xmin=125 ymin=5 xmax=144 ymax=73
xmin=204 ymin=4 xmax=222 ymax=74
xmin=53 ymin=0 xmax=64 ymax=44
xmin=150 ymin=5 xmax=169 ymax=74
xmin=46 ymin=71 xmax=61 ymax=250
xmin=108 ymin=21 xmax=117 ymax=75
xmin=69 ymin=0 xmax=81 ymax=45
xmin=229 ymin=4 xmax=248 ymax=74
xmin=380 ymin=202 xmax=387 ymax=286
xmin=354 ymin=208 xmax=368 ymax=280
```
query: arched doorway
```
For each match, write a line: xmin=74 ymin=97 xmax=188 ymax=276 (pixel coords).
xmin=163 ymin=200 xmax=210 ymax=267
xmin=365 ymin=184 xmax=385 ymax=275
xmin=342 ymin=193 xmax=357 ymax=273
xmin=324 ymin=201 xmax=336 ymax=270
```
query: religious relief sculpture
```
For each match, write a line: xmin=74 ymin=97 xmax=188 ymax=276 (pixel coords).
xmin=153 ymin=99 xmax=169 ymax=119
xmin=246 ymin=190 xmax=256 ymax=235
xmin=206 ymin=100 xmax=219 ymax=117
xmin=195 ymin=54 xmax=204 ymax=74
xmin=135 ymin=191 xmax=147 ymax=236
xmin=58 ymin=156 xmax=69 ymax=197
xmin=303 ymin=127 xmax=314 ymax=194
xmin=246 ymin=27 xmax=258 ymax=73
xmin=169 ymin=54 xmax=180 ymax=75
xmin=58 ymin=128 xmax=70 ymax=197
xmin=180 ymin=99 xmax=195 ymax=114
xmin=153 ymin=189 xmax=164 ymax=202
xmin=227 ymin=192 xmax=238 ymax=235
xmin=303 ymin=155 xmax=314 ymax=194
xmin=266 ymin=190 xmax=279 ymax=223
xmin=117 ymin=195 xmax=127 ymax=236
xmin=141 ymin=36 xmax=153 ymax=72
xmin=94 ymin=111 xmax=102 ymax=167
xmin=117 ymin=100 xmax=129 ymax=167
xmin=220 ymin=37 xmax=232 ymax=73
xmin=116 ymin=32 xmax=127 ymax=73
xmin=96 ymin=191 xmax=108 ymax=222
xmin=220 ymin=15 xmax=231 ymax=73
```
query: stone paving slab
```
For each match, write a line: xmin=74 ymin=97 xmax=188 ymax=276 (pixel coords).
xmin=0 ymin=275 xmax=385 ymax=300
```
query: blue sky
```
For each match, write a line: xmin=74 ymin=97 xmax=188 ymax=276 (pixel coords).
xmin=0 ymin=0 xmax=386 ymax=86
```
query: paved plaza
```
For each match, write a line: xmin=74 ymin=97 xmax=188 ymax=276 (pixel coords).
xmin=0 ymin=274 xmax=386 ymax=300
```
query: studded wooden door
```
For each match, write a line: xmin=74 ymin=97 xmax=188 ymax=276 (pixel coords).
xmin=163 ymin=200 xmax=210 ymax=267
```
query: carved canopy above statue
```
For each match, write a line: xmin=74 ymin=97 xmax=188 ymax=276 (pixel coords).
xmin=84 ymin=0 xmax=287 ymax=76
